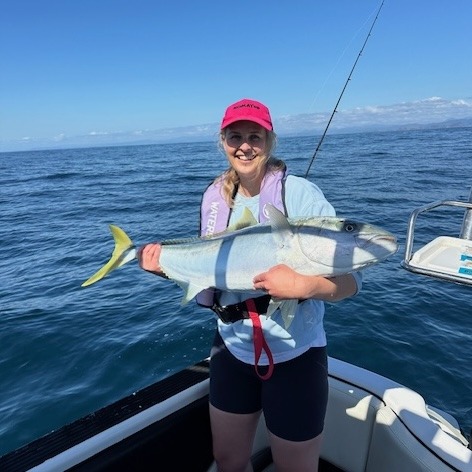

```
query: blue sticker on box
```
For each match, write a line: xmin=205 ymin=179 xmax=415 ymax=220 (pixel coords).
xmin=458 ymin=267 xmax=472 ymax=276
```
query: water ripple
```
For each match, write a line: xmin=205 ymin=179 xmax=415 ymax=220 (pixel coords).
xmin=1 ymin=128 xmax=471 ymax=455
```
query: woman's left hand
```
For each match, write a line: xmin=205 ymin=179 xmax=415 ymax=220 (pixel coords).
xmin=253 ymin=265 xmax=358 ymax=301
xmin=253 ymin=264 xmax=310 ymax=299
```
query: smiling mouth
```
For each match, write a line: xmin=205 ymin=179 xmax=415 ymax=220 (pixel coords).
xmin=235 ymin=154 xmax=257 ymax=161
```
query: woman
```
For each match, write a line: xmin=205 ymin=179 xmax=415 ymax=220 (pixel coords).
xmin=139 ymin=98 xmax=361 ymax=472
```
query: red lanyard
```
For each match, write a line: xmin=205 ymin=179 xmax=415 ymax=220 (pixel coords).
xmin=245 ymin=298 xmax=274 ymax=380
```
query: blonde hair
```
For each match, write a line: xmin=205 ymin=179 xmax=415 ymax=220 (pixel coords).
xmin=216 ymin=130 xmax=286 ymax=207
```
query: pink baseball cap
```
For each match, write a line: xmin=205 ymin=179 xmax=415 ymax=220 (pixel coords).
xmin=220 ymin=98 xmax=273 ymax=131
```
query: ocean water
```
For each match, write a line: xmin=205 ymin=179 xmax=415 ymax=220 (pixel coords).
xmin=1 ymin=128 xmax=471 ymax=456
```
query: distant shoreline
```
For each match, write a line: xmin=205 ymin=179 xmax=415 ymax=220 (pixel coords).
xmin=2 ymin=117 xmax=471 ymax=154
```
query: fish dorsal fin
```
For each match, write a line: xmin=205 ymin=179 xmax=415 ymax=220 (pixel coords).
xmin=201 ymin=208 xmax=258 ymax=241
xmin=266 ymin=204 xmax=293 ymax=238
xmin=227 ymin=207 xmax=258 ymax=232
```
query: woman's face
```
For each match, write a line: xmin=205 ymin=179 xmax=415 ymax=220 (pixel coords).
xmin=222 ymin=121 xmax=268 ymax=178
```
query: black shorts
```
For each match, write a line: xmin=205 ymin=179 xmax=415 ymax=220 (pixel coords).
xmin=209 ymin=331 xmax=328 ymax=441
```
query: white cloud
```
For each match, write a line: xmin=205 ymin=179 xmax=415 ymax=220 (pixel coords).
xmin=2 ymin=97 xmax=471 ymax=153
xmin=89 ymin=131 xmax=110 ymax=136
xmin=452 ymin=99 xmax=472 ymax=107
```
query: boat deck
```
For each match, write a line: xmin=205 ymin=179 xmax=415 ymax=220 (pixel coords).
xmin=0 ymin=364 xmax=343 ymax=471
xmin=2 ymin=357 xmax=470 ymax=471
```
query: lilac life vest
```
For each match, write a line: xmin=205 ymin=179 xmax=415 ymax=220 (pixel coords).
xmin=200 ymin=168 xmax=287 ymax=237
xmin=196 ymin=168 xmax=287 ymax=307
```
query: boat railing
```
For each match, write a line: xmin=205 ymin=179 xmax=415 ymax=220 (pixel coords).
xmin=402 ymin=198 xmax=472 ymax=286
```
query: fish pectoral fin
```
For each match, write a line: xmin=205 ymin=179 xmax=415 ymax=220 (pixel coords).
xmin=81 ymin=225 xmax=135 ymax=287
xmin=266 ymin=298 xmax=298 ymax=329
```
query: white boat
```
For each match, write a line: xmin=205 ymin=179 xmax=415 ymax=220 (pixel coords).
xmin=0 ymin=356 xmax=470 ymax=472
xmin=402 ymin=193 xmax=472 ymax=286
xmin=1 ymin=195 xmax=471 ymax=472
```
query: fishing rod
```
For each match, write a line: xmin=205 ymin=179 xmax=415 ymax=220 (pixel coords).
xmin=305 ymin=0 xmax=385 ymax=178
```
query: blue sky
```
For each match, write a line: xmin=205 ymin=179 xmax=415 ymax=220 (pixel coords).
xmin=1 ymin=0 xmax=471 ymax=150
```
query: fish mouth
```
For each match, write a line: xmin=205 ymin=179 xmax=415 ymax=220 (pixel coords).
xmin=360 ymin=234 xmax=398 ymax=254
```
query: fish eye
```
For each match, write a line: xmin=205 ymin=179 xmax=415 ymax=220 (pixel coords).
xmin=343 ymin=222 xmax=357 ymax=232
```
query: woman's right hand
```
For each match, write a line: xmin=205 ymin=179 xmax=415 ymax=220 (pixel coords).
xmin=138 ymin=243 xmax=164 ymax=275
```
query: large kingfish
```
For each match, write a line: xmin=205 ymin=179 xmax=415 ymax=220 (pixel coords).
xmin=82 ymin=205 xmax=398 ymax=327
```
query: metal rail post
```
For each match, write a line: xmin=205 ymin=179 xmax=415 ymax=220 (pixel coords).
xmin=460 ymin=187 xmax=472 ymax=240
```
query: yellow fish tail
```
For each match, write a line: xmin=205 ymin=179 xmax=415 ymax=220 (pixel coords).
xmin=81 ymin=225 xmax=134 ymax=287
